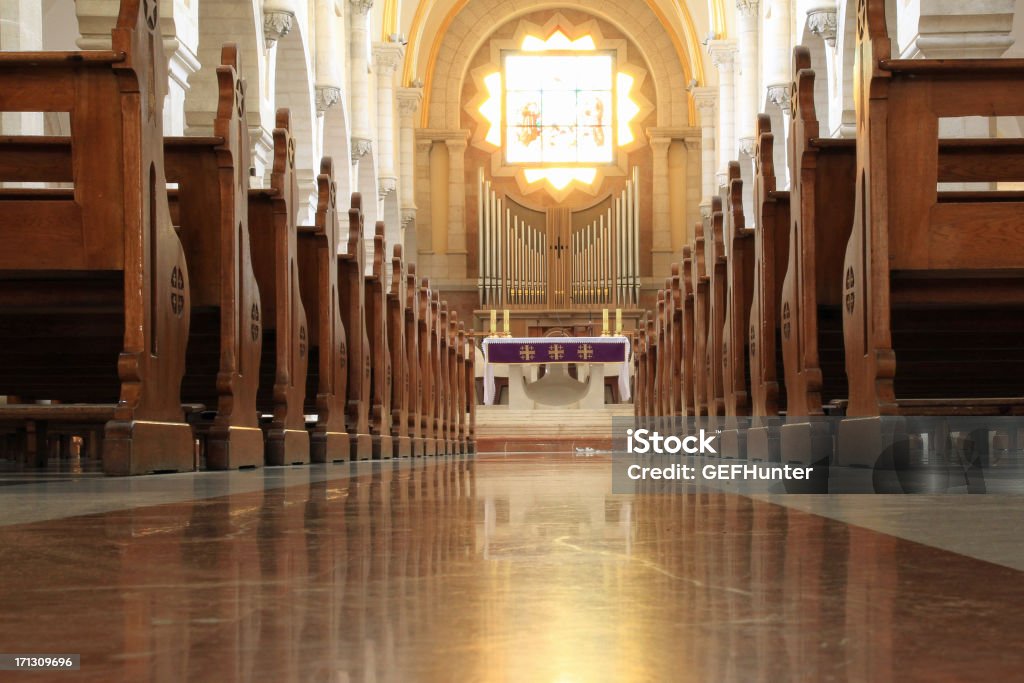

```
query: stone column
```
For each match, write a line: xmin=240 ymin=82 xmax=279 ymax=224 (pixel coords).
xmin=397 ymin=87 xmax=423 ymax=247
xmin=0 ymin=0 xmax=43 ymax=135
xmin=445 ymin=134 xmax=469 ymax=276
xmin=735 ymin=0 xmax=759 ymax=160
xmin=648 ymin=133 xmax=672 ymax=274
xmin=692 ymin=87 xmax=718 ymax=206
xmin=349 ymin=0 xmax=374 ymax=162
xmin=763 ymin=0 xmax=792 ymax=121
xmin=314 ymin=0 xmax=343 ymax=116
xmin=766 ymin=84 xmax=791 ymax=189
xmin=76 ymin=0 xmax=200 ymax=136
xmin=707 ymin=40 xmax=737 ymax=187
xmin=414 ymin=136 xmax=433 ymax=268
xmin=373 ymin=42 xmax=404 ymax=200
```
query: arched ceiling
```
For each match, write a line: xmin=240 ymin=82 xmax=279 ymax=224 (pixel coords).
xmin=399 ymin=0 xmax=725 ymax=123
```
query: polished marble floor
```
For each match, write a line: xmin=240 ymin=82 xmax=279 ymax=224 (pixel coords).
xmin=1 ymin=453 xmax=1023 ymax=682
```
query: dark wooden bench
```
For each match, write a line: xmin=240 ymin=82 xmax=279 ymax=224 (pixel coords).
xmin=746 ymin=115 xmax=791 ymax=462
xmin=165 ymin=44 xmax=264 ymax=470
xmin=338 ymin=194 xmax=373 ymax=460
xmin=365 ymin=221 xmax=394 ymax=458
xmin=248 ymin=110 xmax=310 ymax=465
xmin=297 ymin=158 xmax=350 ymax=463
xmin=387 ymin=244 xmax=412 ymax=457
xmin=405 ymin=263 xmax=425 ymax=456
xmin=418 ymin=279 xmax=438 ymax=456
xmin=0 ymin=0 xmax=193 ymax=475
xmin=704 ymin=196 xmax=727 ymax=423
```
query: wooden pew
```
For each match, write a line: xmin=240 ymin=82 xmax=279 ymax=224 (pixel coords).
xmin=839 ymin=0 xmax=1024 ymax=463
xmin=668 ymin=265 xmax=684 ymax=417
xmin=722 ymin=162 xmax=755 ymax=418
xmin=704 ymin=197 xmax=727 ymax=423
xmin=165 ymin=44 xmax=263 ymax=469
xmin=680 ymin=246 xmax=696 ymax=417
xmin=437 ymin=299 xmax=452 ymax=454
xmin=296 ymin=158 xmax=350 ymax=463
xmin=447 ymin=311 xmax=463 ymax=454
xmin=655 ymin=290 xmax=667 ymax=417
xmin=418 ymin=279 xmax=438 ymax=456
xmin=691 ymin=224 xmax=710 ymax=419
xmin=720 ymin=162 xmax=755 ymax=458
xmin=248 ymin=110 xmax=310 ymax=466
xmin=778 ymin=49 xmax=857 ymax=466
xmin=0 ymin=0 xmax=193 ymax=475
xmin=388 ymin=245 xmax=412 ymax=457
xmin=337 ymin=194 xmax=373 ymax=460
xmin=405 ymin=264 xmax=425 ymax=456
xmin=746 ymin=114 xmax=791 ymax=462
xmin=366 ymin=221 xmax=393 ymax=459
xmin=633 ymin=315 xmax=646 ymax=422
xmin=460 ymin=322 xmax=476 ymax=453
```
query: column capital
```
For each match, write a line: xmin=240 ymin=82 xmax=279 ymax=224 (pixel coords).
xmin=766 ymin=83 xmax=791 ymax=112
xmin=352 ymin=137 xmax=373 ymax=161
xmin=736 ymin=0 xmax=760 ymax=19
xmin=401 ymin=207 xmax=417 ymax=227
xmin=691 ymin=87 xmax=717 ymax=121
xmin=806 ymin=7 xmax=838 ymax=47
xmin=706 ymin=39 xmax=738 ymax=70
xmin=378 ymin=176 xmax=397 ymax=199
xmin=262 ymin=10 xmax=294 ymax=47
xmin=397 ymin=87 xmax=423 ymax=117
xmin=738 ymin=136 xmax=756 ymax=158
xmin=315 ymin=85 xmax=342 ymax=113
xmin=372 ymin=42 xmax=405 ymax=75
xmin=444 ymin=137 xmax=468 ymax=153
xmin=349 ymin=0 xmax=374 ymax=16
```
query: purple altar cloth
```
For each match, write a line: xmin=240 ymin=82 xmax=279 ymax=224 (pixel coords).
xmin=483 ymin=337 xmax=628 ymax=364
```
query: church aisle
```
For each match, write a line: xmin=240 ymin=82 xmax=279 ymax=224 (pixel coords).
xmin=1 ymin=454 xmax=1023 ymax=682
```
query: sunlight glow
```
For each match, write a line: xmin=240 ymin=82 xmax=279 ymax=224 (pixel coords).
xmin=477 ymin=30 xmax=641 ymax=192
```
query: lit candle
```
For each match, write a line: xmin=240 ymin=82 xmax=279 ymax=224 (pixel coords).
xmin=490 ymin=309 xmax=497 ymax=336
xmin=503 ymin=309 xmax=510 ymax=337
xmin=615 ymin=308 xmax=622 ymax=335
xmin=602 ymin=308 xmax=609 ymax=336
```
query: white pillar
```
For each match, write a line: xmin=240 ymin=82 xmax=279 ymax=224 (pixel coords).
xmin=707 ymin=40 xmax=737 ymax=187
xmin=766 ymin=85 xmax=792 ymax=190
xmin=349 ymin=0 xmax=373 ymax=161
xmin=314 ymin=0 xmax=344 ymax=115
xmin=76 ymin=0 xmax=200 ymax=136
xmin=445 ymin=135 xmax=469 ymax=274
xmin=763 ymin=0 xmax=792 ymax=101
xmin=692 ymin=87 xmax=718 ymax=206
xmin=0 ymin=0 xmax=43 ymax=135
xmin=397 ymin=87 xmax=423 ymax=246
xmin=735 ymin=0 xmax=760 ymax=159
xmin=373 ymin=42 xmax=404 ymax=200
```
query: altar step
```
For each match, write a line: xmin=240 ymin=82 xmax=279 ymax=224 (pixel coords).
xmin=475 ymin=405 xmax=633 ymax=453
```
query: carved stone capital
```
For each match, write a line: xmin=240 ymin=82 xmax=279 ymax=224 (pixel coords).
xmin=315 ymin=85 xmax=342 ymax=113
xmin=397 ymin=87 xmax=423 ymax=118
xmin=350 ymin=0 xmax=374 ymax=16
xmin=352 ymin=137 xmax=373 ymax=162
xmin=716 ymin=171 xmax=729 ymax=188
xmin=806 ymin=7 xmax=838 ymax=47
xmin=736 ymin=0 xmax=760 ymax=19
xmin=401 ymin=207 xmax=417 ymax=227
xmin=378 ymin=176 xmax=397 ymax=200
xmin=738 ymin=136 xmax=756 ymax=158
xmin=766 ymin=83 xmax=791 ymax=112
xmin=263 ymin=10 xmax=294 ymax=47
xmin=691 ymin=87 xmax=717 ymax=124
xmin=372 ymin=42 xmax=405 ymax=76
xmin=706 ymin=40 xmax=738 ymax=70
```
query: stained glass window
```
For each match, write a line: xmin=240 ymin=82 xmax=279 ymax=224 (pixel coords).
xmin=503 ymin=52 xmax=615 ymax=165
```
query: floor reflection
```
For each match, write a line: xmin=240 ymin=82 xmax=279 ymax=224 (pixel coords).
xmin=0 ymin=453 xmax=1022 ymax=682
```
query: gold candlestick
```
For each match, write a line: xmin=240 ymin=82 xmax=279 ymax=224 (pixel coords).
xmin=615 ymin=308 xmax=623 ymax=336
xmin=490 ymin=309 xmax=497 ymax=336
xmin=601 ymin=308 xmax=610 ymax=336
xmin=503 ymin=309 xmax=510 ymax=337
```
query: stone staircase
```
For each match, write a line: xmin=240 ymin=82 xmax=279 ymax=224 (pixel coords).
xmin=474 ymin=404 xmax=633 ymax=452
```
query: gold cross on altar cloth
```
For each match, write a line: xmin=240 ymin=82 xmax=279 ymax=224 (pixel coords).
xmin=549 ymin=344 xmax=565 ymax=361
xmin=519 ymin=345 xmax=536 ymax=361
xmin=578 ymin=344 xmax=594 ymax=360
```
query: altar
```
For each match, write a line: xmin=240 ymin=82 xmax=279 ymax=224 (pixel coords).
xmin=482 ymin=336 xmax=631 ymax=409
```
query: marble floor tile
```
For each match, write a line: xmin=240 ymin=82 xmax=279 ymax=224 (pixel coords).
xmin=0 ymin=453 xmax=1022 ymax=682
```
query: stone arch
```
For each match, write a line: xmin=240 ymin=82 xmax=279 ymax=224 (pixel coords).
xmin=321 ymin=100 xmax=355 ymax=224
xmin=425 ymin=0 xmax=692 ymax=130
xmin=187 ymin=0 xmax=269 ymax=142
xmin=272 ymin=21 xmax=319 ymax=223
